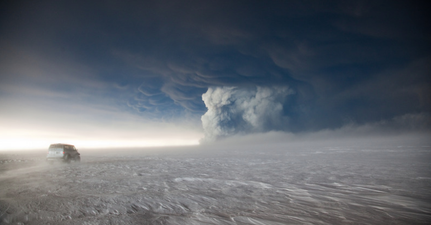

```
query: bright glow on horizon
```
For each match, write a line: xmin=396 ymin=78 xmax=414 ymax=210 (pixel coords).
xmin=0 ymin=100 xmax=204 ymax=151
xmin=0 ymin=119 xmax=203 ymax=151
xmin=0 ymin=137 xmax=200 ymax=151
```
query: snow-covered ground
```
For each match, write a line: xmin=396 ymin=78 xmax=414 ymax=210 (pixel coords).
xmin=1 ymin=145 xmax=430 ymax=224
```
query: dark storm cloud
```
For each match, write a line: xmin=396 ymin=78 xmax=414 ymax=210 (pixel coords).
xmin=1 ymin=0 xmax=429 ymax=136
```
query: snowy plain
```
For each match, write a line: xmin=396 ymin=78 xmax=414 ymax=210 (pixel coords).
xmin=1 ymin=141 xmax=431 ymax=224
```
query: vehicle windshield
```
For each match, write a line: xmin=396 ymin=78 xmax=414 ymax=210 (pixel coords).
xmin=49 ymin=144 xmax=63 ymax=148
xmin=48 ymin=144 xmax=75 ymax=151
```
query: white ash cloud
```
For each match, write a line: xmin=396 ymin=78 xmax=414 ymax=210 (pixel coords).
xmin=201 ymin=86 xmax=295 ymax=142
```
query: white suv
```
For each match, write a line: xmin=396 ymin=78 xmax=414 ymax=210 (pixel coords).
xmin=46 ymin=143 xmax=81 ymax=163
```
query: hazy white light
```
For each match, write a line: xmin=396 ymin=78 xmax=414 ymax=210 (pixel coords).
xmin=0 ymin=126 xmax=202 ymax=151
xmin=0 ymin=137 xmax=200 ymax=151
xmin=0 ymin=138 xmax=51 ymax=150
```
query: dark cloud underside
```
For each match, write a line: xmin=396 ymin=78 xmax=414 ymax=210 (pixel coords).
xmin=1 ymin=0 xmax=429 ymax=133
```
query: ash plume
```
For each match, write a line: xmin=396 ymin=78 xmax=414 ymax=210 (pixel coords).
xmin=201 ymin=86 xmax=295 ymax=142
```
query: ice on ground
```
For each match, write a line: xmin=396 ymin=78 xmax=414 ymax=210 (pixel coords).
xmin=0 ymin=146 xmax=430 ymax=224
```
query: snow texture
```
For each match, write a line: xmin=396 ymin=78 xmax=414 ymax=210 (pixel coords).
xmin=1 ymin=145 xmax=431 ymax=224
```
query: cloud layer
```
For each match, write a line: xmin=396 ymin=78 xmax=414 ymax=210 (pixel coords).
xmin=0 ymin=0 xmax=429 ymax=145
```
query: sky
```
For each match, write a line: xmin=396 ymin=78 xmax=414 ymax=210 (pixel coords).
xmin=0 ymin=0 xmax=430 ymax=150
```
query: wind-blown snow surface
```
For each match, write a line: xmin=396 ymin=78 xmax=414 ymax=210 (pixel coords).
xmin=1 ymin=144 xmax=431 ymax=224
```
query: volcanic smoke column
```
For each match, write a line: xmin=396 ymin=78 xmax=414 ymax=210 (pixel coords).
xmin=201 ymin=86 xmax=295 ymax=142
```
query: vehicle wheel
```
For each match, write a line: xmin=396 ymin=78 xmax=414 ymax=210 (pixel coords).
xmin=75 ymin=156 xmax=81 ymax=162
xmin=64 ymin=154 xmax=71 ymax=163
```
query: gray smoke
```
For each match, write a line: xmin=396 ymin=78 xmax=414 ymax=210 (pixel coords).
xmin=201 ymin=86 xmax=295 ymax=142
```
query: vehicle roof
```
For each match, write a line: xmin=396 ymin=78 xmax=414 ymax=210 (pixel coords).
xmin=49 ymin=143 xmax=75 ymax=146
